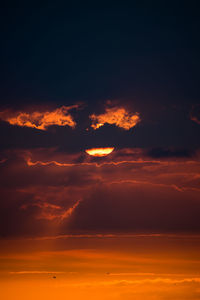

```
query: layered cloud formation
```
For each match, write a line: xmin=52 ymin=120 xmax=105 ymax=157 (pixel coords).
xmin=0 ymin=147 xmax=200 ymax=237
xmin=0 ymin=103 xmax=200 ymax=300
xmin=0 ymin=102 xmax=199 ymax=239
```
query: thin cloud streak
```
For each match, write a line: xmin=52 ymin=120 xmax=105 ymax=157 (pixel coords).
xmin=9 ymin=271 xmax=64 ymax=274
xmin=24 ymin=233 xmax=200 ymax=241
xmin=65 ymin=277 xmax=200 ymax=287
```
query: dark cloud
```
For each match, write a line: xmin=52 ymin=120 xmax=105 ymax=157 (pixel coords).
xmin=147 ymin=148 xmax=194 ymax=159
xmin=66 ymin=183 xmax=200 ymax=233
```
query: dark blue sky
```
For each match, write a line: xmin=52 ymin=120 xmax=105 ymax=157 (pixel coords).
xmin=0 ymin=1 xmax=200 ymax=152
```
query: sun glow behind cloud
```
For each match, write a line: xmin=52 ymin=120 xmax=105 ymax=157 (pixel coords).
xmin=85 ymin=147 xmax=114 ymax=157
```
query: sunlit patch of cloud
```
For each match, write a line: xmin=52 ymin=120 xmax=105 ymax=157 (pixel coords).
xmin=90 ymin=106 xmax=140 ymax=130
xmin=0 ymin=105 xmax=78 ymax=130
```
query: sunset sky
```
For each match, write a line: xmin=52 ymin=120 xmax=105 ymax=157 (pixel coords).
xmin=1 ymin=2 xmax=200 ymax=299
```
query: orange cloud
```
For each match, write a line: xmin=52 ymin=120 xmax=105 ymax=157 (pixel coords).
xmin=35 ymin=199 xmax=81 ymax=221
xmin=0 ymin=105 xmax=78 ymax=130
xmin=85 ymin=147 xmax=114 ymax=157
xmin=90 ymin=107 xmax=140 ymax=130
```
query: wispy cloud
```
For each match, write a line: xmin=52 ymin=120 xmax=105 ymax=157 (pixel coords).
xmin=9 ymin=271 xmax=64 ymax=274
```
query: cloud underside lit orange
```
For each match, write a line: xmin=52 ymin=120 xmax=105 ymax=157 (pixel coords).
xmin=85 ymin=147 xmax=114 ymax=157
xmin=90 ymin=107 xmax=140 ymax=130
xmin=0 ymin=105 xmax=77 ymax=130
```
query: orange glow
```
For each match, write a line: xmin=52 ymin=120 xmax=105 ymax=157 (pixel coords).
xmin=1 ymin=235 xmax=200 ymax=300
xmin=90 ymin=107 xmax=140 ymax=130
xmin=1 ymin=148 xmax=200 ymax=299
xmin=85 ymin=147 xmax=114 ymax=157
xmin=191 ymin=115 xmax=200 ymax=125
xmin=0 ymin=105 xmax=77 ymax=130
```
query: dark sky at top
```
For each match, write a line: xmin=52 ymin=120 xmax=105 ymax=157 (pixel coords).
xmin=0 ymin=1 xmax=200 ymax=238
xmin=0 ymin=1 xmax=200 ymax=152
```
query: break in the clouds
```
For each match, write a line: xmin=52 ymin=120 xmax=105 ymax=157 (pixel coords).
xmin=90 ymin=106 xmax=140 ymax=130
xmin=85 ymin=147 xmax=115 ymax=157
xmin=0 ymin=105 xmax=78 ymax=130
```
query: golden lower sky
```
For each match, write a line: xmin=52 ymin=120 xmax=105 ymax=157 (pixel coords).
xmin=1 ymin=148 xmax=200 ymax=299
xmin=1 ymin=234 xmax=200 ymax=300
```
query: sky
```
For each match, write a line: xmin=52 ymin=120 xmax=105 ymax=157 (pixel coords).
xmin=0 ymin=1 xmax=200 ymax=299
